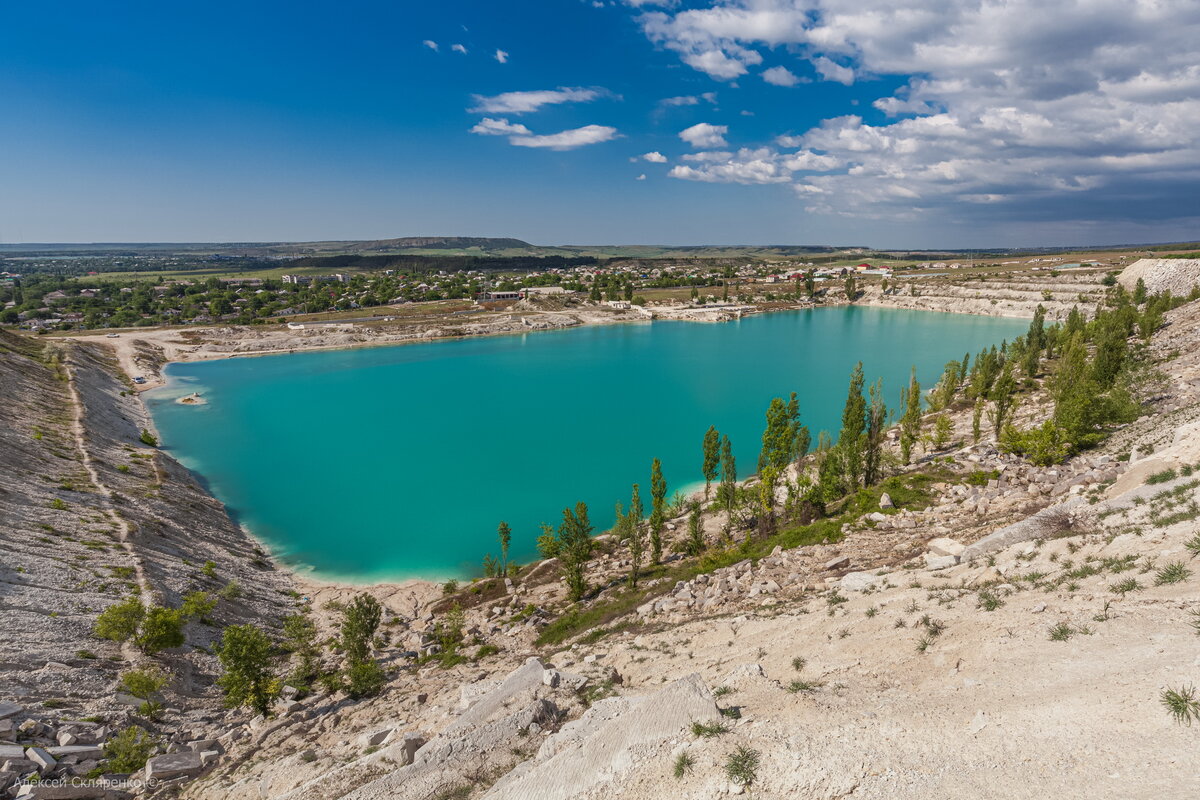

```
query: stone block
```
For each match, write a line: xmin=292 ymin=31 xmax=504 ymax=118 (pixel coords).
xmin=145 ymin=751 xmax=204 ymax=781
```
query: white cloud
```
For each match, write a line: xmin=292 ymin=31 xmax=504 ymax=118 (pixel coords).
xmin=494 ymin=49 xmax=509 ymax=63
xmin=660 ymin=92 xmax=718 ymax=107
xmin=451 ymin=44 xmax=467 ymax=54
xmin=813 ymin=56 xmax=854 ymax=86
xmin=469 ymin=87 xmax=603 ymax=115
xmin=470 ymin=118 xmax=532 ymax=137
xmin=679 ymin=122 xmax=728 ymax=148
xmin=508 ymin=125 xmax=620 ymax=150
xmin=669 ymin=146 xmax=841 ymax=184
xmin=422 ymin=40 xmax=439 ymax=52
xmin=640 ymin=151 xmax=668 ymax=163
xmin=761 ymin=66 xmax=801 ymax=87
xmin=636 ymin=173 xmax=647 ymax=180
xmin=629 ymin=0 xmax=1200 ymax=230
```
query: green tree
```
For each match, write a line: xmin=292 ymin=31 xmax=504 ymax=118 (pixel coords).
xmin=497 ymin=521 xmax=512 ymax=575
xmin=536 ymin=522 xmax=559 ymax=559
xmin=558 ymin=502 xmax=594 ymax=601
xmin=138 ymin=429 xmax=158 ymax=447
xmin=1133 ymin=277 xmax=1147 ymax=305
xmin=718 ymin=435 xmax=737 ymax=515
xmin=986 ymin=361 xmax=1018 ymax=440
xmin=102 ymin=726 xmax=158 ymax=773
xmin=281 ymin=613 xmax=320 ymax=689
xmin=701 ymin=426 xmax=721 ymax=500
xmin=649 ymin=458 xmax=667 ymax=564
xmin=836 ymin=362 xmax=867 ymax=491
xmin=217 ymin=624 xmax=279 ymax=717
xmin=844 ymin=275 xmax=857 ymax=301
xmin=759 ymin=397 xmax=794 ymax=473
xmin=899 ymin=369 xmax=921 ymax=464
xmin=1024 ymin=305 xmax=1046 ymax=377
xmin=804 ymin=271 xmax=816 ymax=298
xmin=685 ymin=502 xmax=704 ymax=556
xmin=863 ymin=379 xmax=888 ymax=486
xmin=340 ymin=594 xmax=382 ymax=666
xmin=972 ymin=397 xmax=984 ymax=443
xmin=627 ymin=484 xmax=645 ymax=588
xmin=134 ymin=606 xmax=185 ymax=654
xmin=94 ymin=596 xmax=145 ymax=643
xmin=927 ymin=415 xmax=954 ymax=451
xmin=120 ymin=666 xmax=170 ymax=718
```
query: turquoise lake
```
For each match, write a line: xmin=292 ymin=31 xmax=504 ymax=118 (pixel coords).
xmin=145 ymin=308 xmax=1029 ymax=582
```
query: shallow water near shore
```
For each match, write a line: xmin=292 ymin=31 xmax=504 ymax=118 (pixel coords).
xmin=145 ymin=308 xmax=1028 ymax=581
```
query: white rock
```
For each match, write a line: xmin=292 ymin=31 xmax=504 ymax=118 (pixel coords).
xmin=927 ymin=537 xmax=966 ymax=558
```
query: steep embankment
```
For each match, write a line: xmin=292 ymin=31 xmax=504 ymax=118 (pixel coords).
xmin=865 ymin=270 xmax=1107 ymax=319
xmin=0 ymin=330 xmax=296 ymax=714
xmin=1118 ymin=258 xmax=1200 ymax=296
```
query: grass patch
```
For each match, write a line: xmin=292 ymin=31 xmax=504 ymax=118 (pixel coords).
xmin=1161 ymin=685 xmax=1200 ymax=726
xmin=725 ymin=745 xmax=761 ymax=786
xmin=690 ymin=721 xmax=728 ymax=738
xmin=1155 ymin=561 xmax=1192 ymax=585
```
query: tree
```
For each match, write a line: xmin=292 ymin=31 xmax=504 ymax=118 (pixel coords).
xmin=836 ymin=362 xmax=867 ymax=491
xmin=120 ymin=666 xmax=170 ymax=718
xmin=1133 ymin=277 xmax=1147 ymax=304
xmin=281 ymin=613 xmax=320 ymax=689
xmin=986 ymin=361 xmax=1018 ymax=440
xmin=134 ymin=606 xmax=185 ymax=654
xmin=927 ymin=415 xmax=954 ymax=451
xmin=685 ymin=502 xmax=704 ymax=556
xmin=701 ymin=426 xmax=720 ymax=500
xmin=627 ymin=484 xmax=645 ymax=588
xmin=649 ymin=458 xmax=667 ymax=564
xmin=863 ymin=379 xmax=888 ymax=486
xmin=139 ymin=429 xmax=157 ymax=447
xmin=759 ymin=397 xmax=795 ymax=473
xmin=536 ymin=522 xmax=559 ymax=559
xmin=94 ymin=596 xmax=145 ymax=643
xmin=102 ymin=726 xmax=158 ymax=773
xmin=899 ymin=369 xmax=921 ymax=464
xmin=804 ymin=271 xmax=816 ymax=298
xmin=497 ymin=521 xmax=512 ymax=575
xmin=718 ymin=435 xmax=737 ymax=516
xmin=1024 ymin=305 xmax=1046 ymax=377
xmin=558 ymin=502 xmax=594 ymax=601
xmin=340 ymin=594 xmax=382 ymax=666
xmin=217 ymin=624 xmax=279 ymax=717
xmin=844 ymin=275 xmax=857 ymax=301
xmin=972 ymin=397 xmax=985 ymax=443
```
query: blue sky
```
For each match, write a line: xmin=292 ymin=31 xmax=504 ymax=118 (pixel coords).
xmin=1 ymin=0 xmax=1198 ymax=247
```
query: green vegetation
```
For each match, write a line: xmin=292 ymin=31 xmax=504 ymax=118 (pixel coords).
xmin=216 ymin=624 xmax=279 ymax=716
xmin=724 ymin=745 xmax=761 ymax=786
xmin=673 ymin=751 xmax=695 ymax=779
xmin=94 ymin=596 xmax=185 ymax=654
xmin=690 ymin=721 xmax=728 ymax=738
xmin=139 ymin=429 xmax=158 ymax=447
xmin=340 ymin=594 xmax=385 ymax=697
xmin=101 ymin=726 xmax=158 ymax=773
xmin=120 ymin=666 xmax=170 ymax=718
xmin=1161 ymin=685 xmax=1200 ymax=726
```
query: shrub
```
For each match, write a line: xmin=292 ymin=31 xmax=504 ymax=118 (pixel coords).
xmin=690 ymin=721 xmax=727 ymax=738
xmin=180 ymin=591 xmax=217 ymax=621
xmin=139 ymin=429 xmax=158 ymax=447
xmin=999 ymin=420 xmax=1072 ymax=466
xmin=120 ymin=667 xmax=170 ymax=718
xmin=1048 ymin=622 xmax=1074 ymax=641
xmin=1155 ymin=562 xmax=1191 ymax=585
xmin=345 ymin=658 xmax=386 ymax=699
xmin=102 ymin=726 xmax=158 ymax=773
xmin=441 ymin=579 xmax=459 ymax=595
xmin=218 ymin=580 xmax=242 ymax=601
xmin=134 ymin=606 xmax=185 ymax=654
xmin=201 ymin=560 xmax=218 ymax=578
xmin=673 ymin=751 xmax=695 ymax=779
xmin=94 ymin=596 xmax=145 ymax=642
xmin=724 ymin=745 xmax=761 ymax=786
xmin=1162 ymin=685 xmax=1200 ymax=726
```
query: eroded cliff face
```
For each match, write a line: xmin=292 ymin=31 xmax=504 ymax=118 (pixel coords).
xmin=0 ymin=330 xmax=295 ymax=716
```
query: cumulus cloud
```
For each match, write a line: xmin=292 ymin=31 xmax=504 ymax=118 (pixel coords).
xmin=471 ymin=117 xmax=617 ymax=150
xmin=660 ymin=92 xmax=718 ymax=107
xmin=508 ymin=124 xmax=620 ymax=150
xmin=761 ymin=66 xmax=801 ymax=87
xmin=640 ymin=151 xmax=668 ymax=163
xmin=422 ymin=40 xmax=438 ymax=52
xmin=494 ymin=49 xmax=509 ymax=63
xmin=469 ymin=87 xmax=604 ymax=114
xmin=470 ymin=118 xmax=532 ymax=137
xmin=630 ymin=0 xmax=1200 ymax=231
xmin=636 ymin=173 xmax=647 ymax=180
xmin=451 ymin=43 xmax=467 ymax=54
xmin=669 ymin=146 xmax=841 ymax=184
xmin=679 ymin=122 xmax=728 ymax=148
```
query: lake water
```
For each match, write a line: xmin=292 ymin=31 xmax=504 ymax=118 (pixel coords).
xmin=145 ymin=308 xmax=1028 ymax=582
